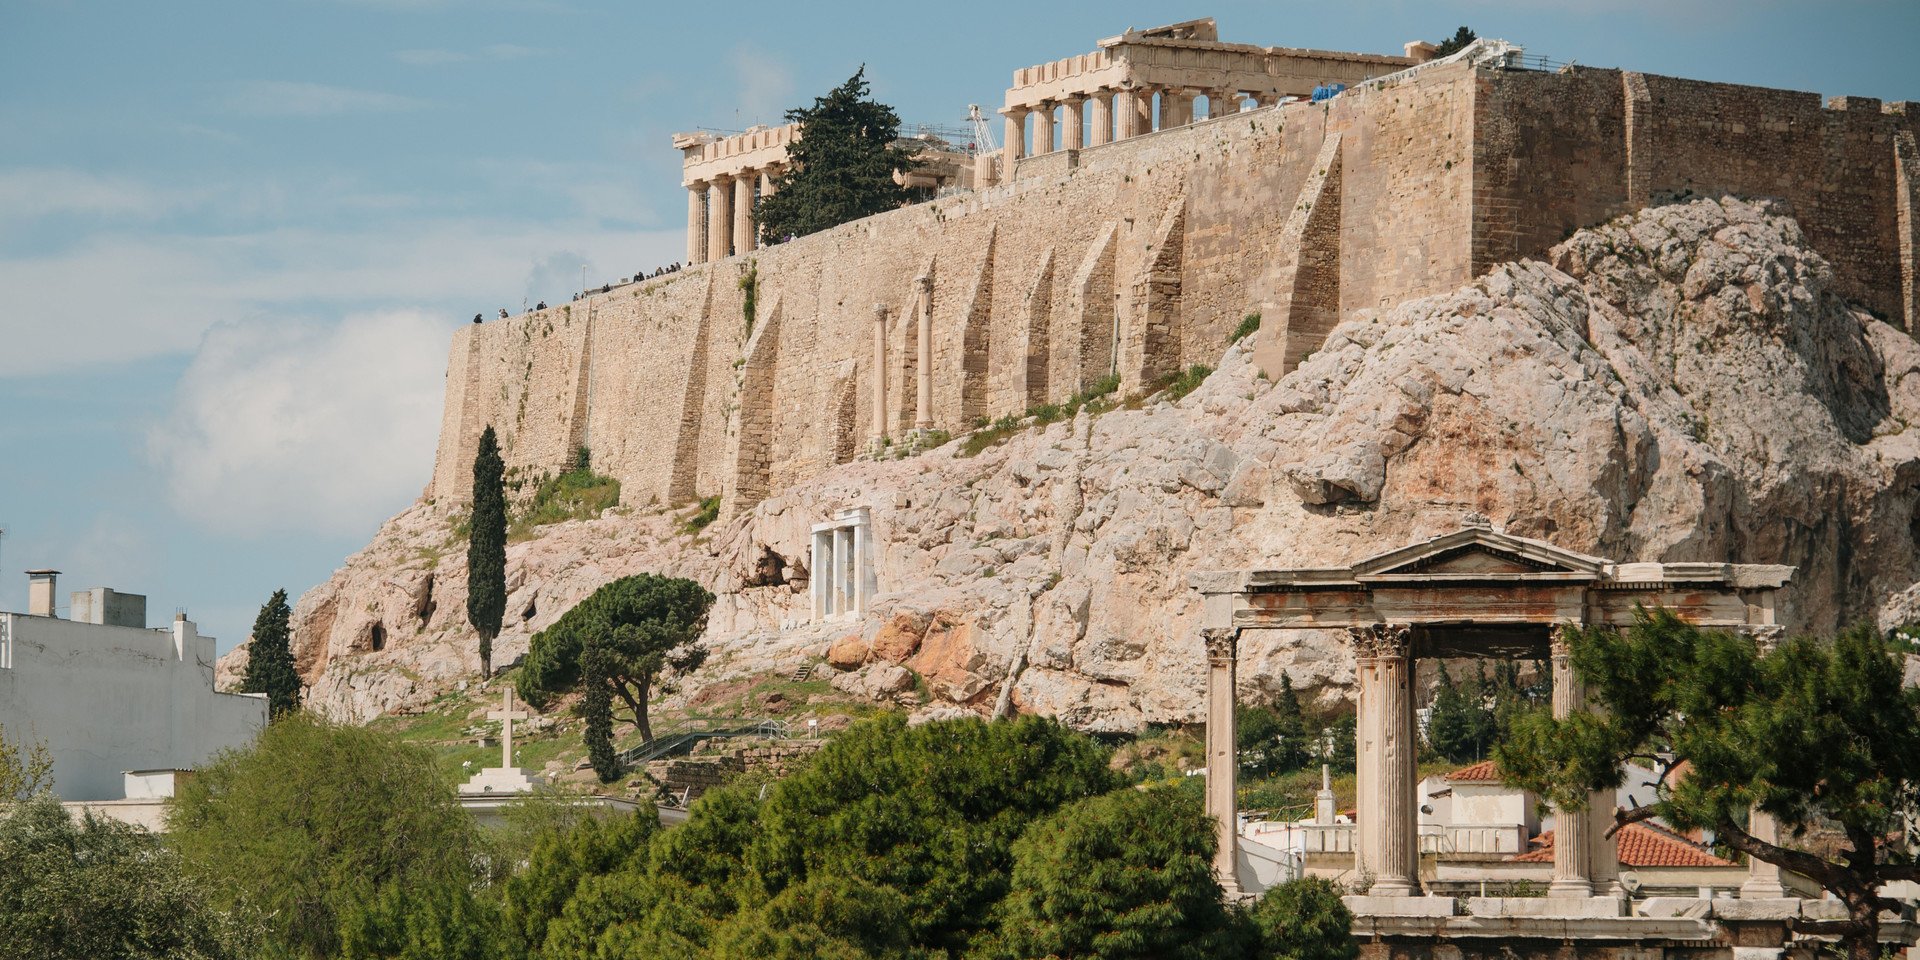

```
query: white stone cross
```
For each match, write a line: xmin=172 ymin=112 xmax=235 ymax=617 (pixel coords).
xmin=488 ymin=688 xmax=531 ymax=769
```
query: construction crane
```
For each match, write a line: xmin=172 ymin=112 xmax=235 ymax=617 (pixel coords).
xmin=967 ymin=104 xmax=999 ymax=155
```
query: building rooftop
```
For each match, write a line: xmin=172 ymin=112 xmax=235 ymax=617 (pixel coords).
xmin=1513 ymin=824 xmax=1735 ymax=868
xmin=1445 ymin=759 xmax=1501 ymax=783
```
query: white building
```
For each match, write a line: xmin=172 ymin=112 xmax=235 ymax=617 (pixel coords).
xmin=0 ymin=570 xmax=268 ymax=803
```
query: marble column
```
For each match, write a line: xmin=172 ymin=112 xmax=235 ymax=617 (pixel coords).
xmin=686 ymin=183 xmax=708 ymax=265
xmin=733 ymin=174 xmax=756 ymax=254
xmin=870 ymin=303 xmax=888 ymax=451
xmin=1138 ymin=86 xmax=1159 ymax=132
xmin=1002 ymin=107 xmax=1027 ymax=176
xmin=1351 ymin=623 xmax=1417 ymax=896
xmin=1033 ymin=102 xmax=1055 ymax=155
xmin=913 ymin=274 xmax=933 ymax=430
xmin=1207 ymin=89 xmax=1237 ymax=119
xmin=1114 ymin=88 xmax=1139 ymax=139
xmin=1168 ymin=89 xmax=1195 ymax=127
xmin=1089 ymin=91 xmax=1112 ymax=146
xmin=707 ymin=176 xmax=732 ymax=262
xmin=1204 ymin=627 xmax=1244 ymax=896
xmin=1742 ymin=625 xmax=1789 ymax=898
xmin=1549 ymin=626 xmax=1595 ymax=898
xmin=1061 ymin=96 xmax=1085 ymax=150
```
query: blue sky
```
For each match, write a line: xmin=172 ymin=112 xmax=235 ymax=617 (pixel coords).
xmin=3 ymin=0 xmax=1916 ymax=652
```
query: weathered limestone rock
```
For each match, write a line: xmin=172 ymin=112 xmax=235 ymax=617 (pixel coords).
xmin=226 ymin=199 xmax=1920 ymax=729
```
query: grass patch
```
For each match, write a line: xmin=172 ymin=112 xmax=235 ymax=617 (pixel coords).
xmin=1231 ymin=312 xmax=1261 ymax=344
xmin=509 ymin=462 xmax=621 ymax=542
xmin=954 ymin=374 xmax=1122 ymax=459
xmin=1162 ymin=364 xmax=1212 ymax=403
xmin=682 ymin=495 xmax=721 ymax=535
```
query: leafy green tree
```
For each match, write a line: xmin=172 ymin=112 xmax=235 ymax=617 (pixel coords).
xmin=501 ymin=810 xmax=655 ymax=956
xmin=1246 ymin=876 xmax=1357 ymax=960
xmin=1272 ymin=675 xmax=1311 ymax=772
xmin=240 ymin=588 xmax=302 ymax=717
xmin=754 ymin=714 xmax=1119 ymax=955
xmin=1496 ymin=611 xmax=1920 ymax=960
xmin=467 ymin=425 xmax=508 ymax=678
xmin=0 ymin=795 xmax=252 ymax=959
xmin=519 ymin=574 xmax=714 ymax=744
xmin=168 ymin=713 xmax=481 ymax=959
xmin=708 ymin=874 xmax=927 ymax=960
xmin=1238 ymin=680 xmax=1311 ymax=777
xmin=1432 ymin=26 xmax=1477 ymax=57
xmin=752 ymin=67 xmax=918 ymax=243
xmin=1425 ymin=663 xmax=1495 ymax=763
xmin=983 ymin=786 xmax=1240 ymax=960
xmin=336 ymin=875 xmax=502 ymax=960
xmin=0 ymin=720 xmax=53 ymax=802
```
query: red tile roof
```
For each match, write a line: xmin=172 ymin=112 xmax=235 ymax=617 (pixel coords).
xmin=1446 ymin=760 xmax=1501 ymax=783
xmin=1511 ymin=824 xmax=1734 ymax=868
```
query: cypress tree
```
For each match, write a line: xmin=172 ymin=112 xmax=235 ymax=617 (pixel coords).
xmin=240 ymin=588 xmax=301 ymax=718
xmin=1273 ymin=673 xmax=1311 ymax=772
xmin=752 ymin=67 xmax=918 ymax=242
xmin=580 ymin=644 xmax=619 ymax=783
xmin=467 ymin=425 xmax=507 ymax=678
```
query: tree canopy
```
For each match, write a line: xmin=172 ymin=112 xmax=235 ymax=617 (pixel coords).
xmin=1496 ymin=610 xmax=1920 ymax=960
xmin=519 ymin=574 xmax=713 ymax=769
xmin=167 ymin=712 xmax=481 ymax=959
xmin=0 ymin=796 xmax=250 ymax=959
xmin=752 ymin=67 xmax=918 ymax=243
xmin=241 ymin=588 xmax=302 ymax=718
xmin=468 ymin=425 xmax=508 ymax=678
xmin=1432 ymin=26 xmax=1477 ymax=57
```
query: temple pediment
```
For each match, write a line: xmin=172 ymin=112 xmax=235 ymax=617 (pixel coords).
xmin=1351 ymin=526 xmax=1606 ymax=583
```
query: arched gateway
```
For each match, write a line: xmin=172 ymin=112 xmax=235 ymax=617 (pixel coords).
xmin=1191 ymin=517 xmax=1792 ymax=907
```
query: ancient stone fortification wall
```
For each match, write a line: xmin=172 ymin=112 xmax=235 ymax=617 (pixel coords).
xmin=429 ymin=61 xmax=1917 ymax=518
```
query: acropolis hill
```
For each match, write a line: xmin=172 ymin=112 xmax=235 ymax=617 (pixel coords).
xmin=227 ymin=20 xmax=1920 ymax=729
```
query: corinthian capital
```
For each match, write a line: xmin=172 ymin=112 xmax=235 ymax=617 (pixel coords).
xmin=1345 ymin=623 xmax=1411 ymax=659
xmin=1201 ymin=626 xmax=1239 ymax=662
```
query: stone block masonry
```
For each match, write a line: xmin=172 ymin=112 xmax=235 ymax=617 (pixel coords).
xmin=428 ymin=60 xmax=1918 ymax=520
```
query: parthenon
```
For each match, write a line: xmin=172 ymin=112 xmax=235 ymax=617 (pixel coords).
xmin=999 ymin=18 xmax=1425 ymax=173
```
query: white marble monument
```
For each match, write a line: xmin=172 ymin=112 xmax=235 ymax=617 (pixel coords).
xmin=459 ymin=688 xmax=546 ymax=795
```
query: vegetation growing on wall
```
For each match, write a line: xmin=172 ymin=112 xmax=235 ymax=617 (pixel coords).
xmin=511 ymin=449 xmax=622 ymax=543
xmin=739 ymin=262 xmax=758 ymax=334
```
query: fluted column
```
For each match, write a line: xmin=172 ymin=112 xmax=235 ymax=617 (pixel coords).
xmin=1742 ymin=625 xmax=1789 ymax=898
xmin=1114 ymin=88 xmax=1139 ymax=139
xmin=870 ymin=303 xmax=889 ymax=452
xmin=686 ymin=183 xmax=708 ymax=265
xmin=1204 ymin=627 xmax=1244 ymax=896
xmin=1061 ymin=96 xmax=1085 ymax=150
xmin=1136 ymin=86 xmax=1158 ymax=132
xmin=1167 ymin=88 xmax=1196 ymax=127
xmin=1033 ymin=102 xmax=1055 ymax=155
xmin=1351 ymin=623 xmax=1417 ymax=896
xmin=913 ymin=274 xmax=933 ymax=431
xmin=707 ymin=176 xmax=732 ymax=262
xmin=1549 ymin=626 xmax=1595 ymax=898
xmin=1089 ymin=91 xmax=1112 ymax=146
xmin=1002 ymin=107 xmax=1027 ymax=176
xmin=1207 ymin=89 xmax=1237 ymax=119
xmin=733 ymin=174 xmax=755 ymax=254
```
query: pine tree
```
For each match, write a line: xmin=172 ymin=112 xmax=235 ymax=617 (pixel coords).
xmin=240 ymin=588 xmax=301 ymax=718
xmin=467 ymin=425 xmax=507 ymax=678
xmin=1433 ymin=26 xmax=1477 ymax=57
xmin=752 ymin=67 xmax=918 ymax=243
xmin=519 ymin=574 xmax=714 ymax=746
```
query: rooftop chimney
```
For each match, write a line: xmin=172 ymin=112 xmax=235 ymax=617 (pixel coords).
xmin=26 ymin=569 xmax=59 ymax=618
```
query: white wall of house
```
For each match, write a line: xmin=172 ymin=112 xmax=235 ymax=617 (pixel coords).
xmin=0 ymin=610 xmax=267 ymax=802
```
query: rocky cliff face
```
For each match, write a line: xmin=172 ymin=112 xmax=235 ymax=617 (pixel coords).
xmin=219 ymin=198 xmax=1920 ymax=727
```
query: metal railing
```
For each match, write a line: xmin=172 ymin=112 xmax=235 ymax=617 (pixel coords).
xmin=613 ymin=717 xmax=789 ymax=768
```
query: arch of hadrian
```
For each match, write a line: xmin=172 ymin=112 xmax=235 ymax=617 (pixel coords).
xmin=1193 ymin=519 xmax=1798 ymax=918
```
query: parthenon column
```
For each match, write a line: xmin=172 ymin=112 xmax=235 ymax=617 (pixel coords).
xmin=870 ymin=303 xmax=888 ymax=452
xmin=1549 ymin=626 xmax=1596 ymax=898
xmin=686 ymin=183 xmax=708 ymax=265
xmin=1206 ymin=89 xmax=1236 ymax=119
xmin=1033 ymin=102 xmax=1055 ymax=155
xmin=1135 ymin=86 xmax=1158 ymax=133
xmin=707 ymin=176 xmax=732 ymax=262
xmin=1742 ymin=624 xmax=1789 ymax=898
xmin=1203 ymin=627 xmax=1244 ymax=896
xmin=1089 ymin=91 xmax=1112 ymax=146
xmin=1002 ymin=107 xmax=1028 ymax=176
xmin=1114 ymin=88 xmax=1138 ymax=139
xmin=914 ymin=274 xmax=933 ymax=431
xmin=733 ymin=174 xmax=756 ymax=254
xmin=1061 ymin=96 xmax=1084 ymax=150
xmin=1166 ymin=88 xmax=1195 ymax=127
xmin=1351 ymin=623 xmax=1417 ymax=896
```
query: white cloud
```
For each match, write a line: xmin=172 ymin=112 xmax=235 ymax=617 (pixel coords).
xmin=395 ymin=43 xmax=544 ymax=66
xmin=148 ymin=310 xmax=450 ymax=538
xmin=220 ymin=81 xmax=427 ymax=117
xmin=729 ymin=45 xmax=795 ymax=126
xmin=0 ymin=168 xmax=180 ymax=222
